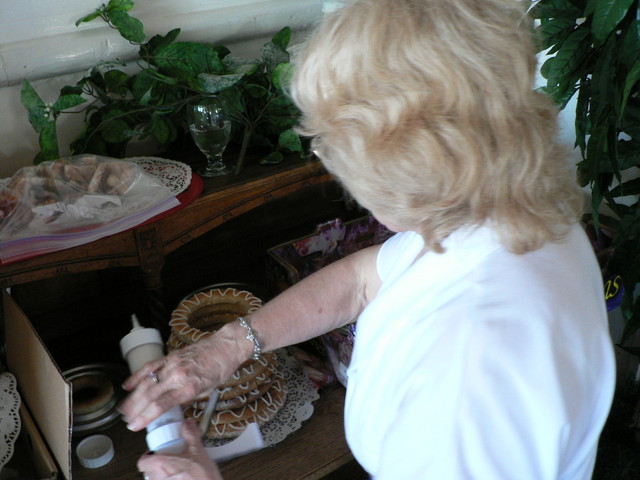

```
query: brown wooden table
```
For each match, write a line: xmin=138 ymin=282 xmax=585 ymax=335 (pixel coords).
xmin=71 ymin=385 xmax=353 ymax=480
xmin=0 ymin=155 xmax=332 ymax=332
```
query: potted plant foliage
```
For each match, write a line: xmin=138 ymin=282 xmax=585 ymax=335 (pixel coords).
xmin=530 ymin=0 xmax=640 ymax=345
xmin=21 ymin=0 xmax=304 ymax=173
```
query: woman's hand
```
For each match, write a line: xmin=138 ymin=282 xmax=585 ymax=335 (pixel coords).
xmin=119 ymin=322 xmax=251 ymax=432
xmin=137 ymin=419 xmax=223 ymax=480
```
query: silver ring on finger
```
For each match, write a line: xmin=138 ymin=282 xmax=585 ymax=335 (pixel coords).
xmin=149 ymin=371 xmax=160 ymax=384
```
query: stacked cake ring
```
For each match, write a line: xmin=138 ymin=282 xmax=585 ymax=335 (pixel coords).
xmin=168 ymin=287 xmax=288 ymax=439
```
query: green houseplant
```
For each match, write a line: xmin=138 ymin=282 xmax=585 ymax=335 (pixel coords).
xmin=530 ymin=0 xmax=640 ymax=345
xmin=21 ymin=0 xmax=304 ymax=173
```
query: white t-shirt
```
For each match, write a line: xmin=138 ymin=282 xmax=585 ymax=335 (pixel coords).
xmin=344 ymin=223 xmax=615 ymax=479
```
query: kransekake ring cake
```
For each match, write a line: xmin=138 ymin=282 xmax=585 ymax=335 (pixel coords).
xmin=168 ymin=286 xmax=287 ymax=439
xmin=185 ymin=371 xmax=288 ymax=439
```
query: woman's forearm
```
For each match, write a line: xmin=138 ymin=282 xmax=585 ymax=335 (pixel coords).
xmin=223 ymin=243 xmax=382 ymax=361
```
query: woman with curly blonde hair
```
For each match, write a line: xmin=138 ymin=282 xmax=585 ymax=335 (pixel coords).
xmin=121 ymin=1 xmax=615 ymax=479
xmin=293 ymin=0 xmax=584 ymax=255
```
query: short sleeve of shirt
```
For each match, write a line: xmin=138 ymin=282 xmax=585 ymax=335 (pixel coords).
xmin=377 ymin=231 xmax=424 ymax=284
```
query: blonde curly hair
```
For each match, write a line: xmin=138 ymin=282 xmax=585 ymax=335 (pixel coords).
xmin=291 ymin=0 xmax=583 ymax=254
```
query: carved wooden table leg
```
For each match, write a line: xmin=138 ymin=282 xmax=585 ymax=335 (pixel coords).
xmin=134 ymin=223 xmax=169 ymax=336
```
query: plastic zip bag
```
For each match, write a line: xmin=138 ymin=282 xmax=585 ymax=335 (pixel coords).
xmin=0 ymin=155 xmax=180 ymax=263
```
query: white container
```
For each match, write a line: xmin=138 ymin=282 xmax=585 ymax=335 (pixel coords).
xmin=120 ymin=315 xmax=186 ymax=454
xmin=76 ymin=434 xmax=114 ymax=468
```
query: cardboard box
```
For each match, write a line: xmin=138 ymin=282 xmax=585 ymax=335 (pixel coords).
xmin=4 ymin=289 xmax=70 ymax=479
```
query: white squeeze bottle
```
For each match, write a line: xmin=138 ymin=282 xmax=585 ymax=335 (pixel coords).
xmin=120 ymin=315 xmax=186 ymax=454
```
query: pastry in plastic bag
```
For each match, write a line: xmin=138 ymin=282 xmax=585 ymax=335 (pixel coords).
xmin=0 ymin=155 xmax=180 ymax=263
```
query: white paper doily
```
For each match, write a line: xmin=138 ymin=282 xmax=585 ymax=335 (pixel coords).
xmin=205 ymin=348 xmax=320 ymax=448
xmin=128 ymin=157 xmax=192 ymax=196
xmin=0 ymin=372 xmax=21 ymax=470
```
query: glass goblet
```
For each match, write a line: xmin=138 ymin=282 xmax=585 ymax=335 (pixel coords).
xmin=186 ymin=96 xmax=232 ymax=177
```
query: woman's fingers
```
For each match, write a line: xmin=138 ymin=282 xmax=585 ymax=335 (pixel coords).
xmin=181 ymin=418 xmax=208 ymax=456
xmin=137 ymin=420 xmax=223 ymax=480
xmin=120 ymin=328 xmax=242 ymax=433
xmin=122 ymin=357 xmax=166 ymax=391
xmin=120 ymin=346 xmax=216 ymax=430
xmin=137 ymin=452 xmax=188 ymax=479
xmin=120 ymin=365 xmax=196 ymax=431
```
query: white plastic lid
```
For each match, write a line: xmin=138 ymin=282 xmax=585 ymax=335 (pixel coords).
xmin=146 ymin=421 xmax=186 ymax=454
xmin=76 ymin=434 xmax=115 ymax=468
xmin=119 ymin=327 xmax=163 ymax=358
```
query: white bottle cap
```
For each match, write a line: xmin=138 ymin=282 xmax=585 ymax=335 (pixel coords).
xmin=76 ymin=434 xmax=115 ymax=468
xmin=146 ymin=421 xmax=186 ymax=454
xmin=119 ymin=327 xmax=163 ymax=359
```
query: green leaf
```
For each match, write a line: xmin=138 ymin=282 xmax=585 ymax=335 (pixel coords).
xmin=131 ymin=71 xmax=156 ymax=103
xmin=21 ymin=81 xmax=53 ymax=133
xmin=99 ymin=108 xmax=136 ymax=143
xmin=108 ymin=10 xmax=145 ymax=43
xmin=271 ymin=27 xmax=291 ymax=50
xmin=106 ymin=0 xmax=136 ymax=14
xmin=218 ymin=88 xmax=244 ymax=117
xmin=150 ymin=116 xmax=172 ymax=145
xmin=529 ymin=0 xmax=584 ymax=20
xmin=620 ymin=95 xmax=640 ymax=128
xmin=586 ymin=124 xmax=611 ymax=176
xmin=193 ymin=73 xmax=244 ymax=94
xmin=260 ymin=42 xmax=289 ymax=74
xmin=620 ymin=17 xmax=640 ymax=66
xmin=38 ymin=121 xmax=59 ymax=161
xmin=142 ymin=29 xmax=181 ymax=58
xmin=259 ymin=151 xmax=284 ymax=165
xmin=618 ymin=139 xmax=640 ymax=169
xmin=60 ymin=84 xmax=84 ymax=96
xmin=589 ymin=39 xmax=618 ymax=125
xmin=143 ymin=70 xmax=180 ymax=87
xmin=52 ymin=94 xmax=86 ymax=113
xmin=224 ymin=55 xmax=259 ymax=75
xmin=101 ymin=118 xmax=137 ymax=143
xmin=243 ymin=83 xmax=269 ymax=99
xmin=265 ymin=114 xmax=296 ymax=130
xmin=273 ymin=63 xmax=295 ymax=91
xmin=542 ymin=27 xmax=590 ymax=101
xmin=231 ymin=62 xmax=259 ymax=77
xmin=212 ymin=45 xmax=231 ymax=60
xmin=277 ymin=129 xmax=303 ymax=154
xmin=20 ymin=80 xmax=45 ymax=111
xmin=33 ymin=152 xmax=48 ymax=164
xmin=574 ymin=78 xmax=590 ymax=152
xmin=75 ymin=9 xmax=103 ymax=27
xmin=589 ymin=0 xmax=635 ymax=42
xmin=609 ymin=177 xmax=640 ymax=197
xmin=539 ymin=16 xmax=579 ymax=51
xmin=104 ymin=69 xmax=130 ymax=95
xmin=27 ymin=106 xmax=49 ymax=133
xmin=154 ymin=43 xmax=225 ymax=80
xmin=621 ymin=61 xmax=640 ymax=119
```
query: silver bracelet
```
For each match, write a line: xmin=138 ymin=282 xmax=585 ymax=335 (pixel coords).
xmin=237 ymin=316 xmax=262 ymax=360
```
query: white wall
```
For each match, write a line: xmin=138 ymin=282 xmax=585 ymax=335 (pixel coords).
xmin=0 ymin=0 xmax=325 ymax=178
xmin=0 ymin=0 xmax=583 ymax=179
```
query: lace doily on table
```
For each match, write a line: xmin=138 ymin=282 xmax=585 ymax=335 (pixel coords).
xmin=128 ymin=157 xmax=192 ymax=196
xmin=205 ymin=348 xmax=320 ymax=448
xmin=0 ymin=372 xmax=21 ymax=471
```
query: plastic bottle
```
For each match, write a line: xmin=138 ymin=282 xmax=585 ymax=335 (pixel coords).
xmin=119 ymin=315 xmax=186 ymax=454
